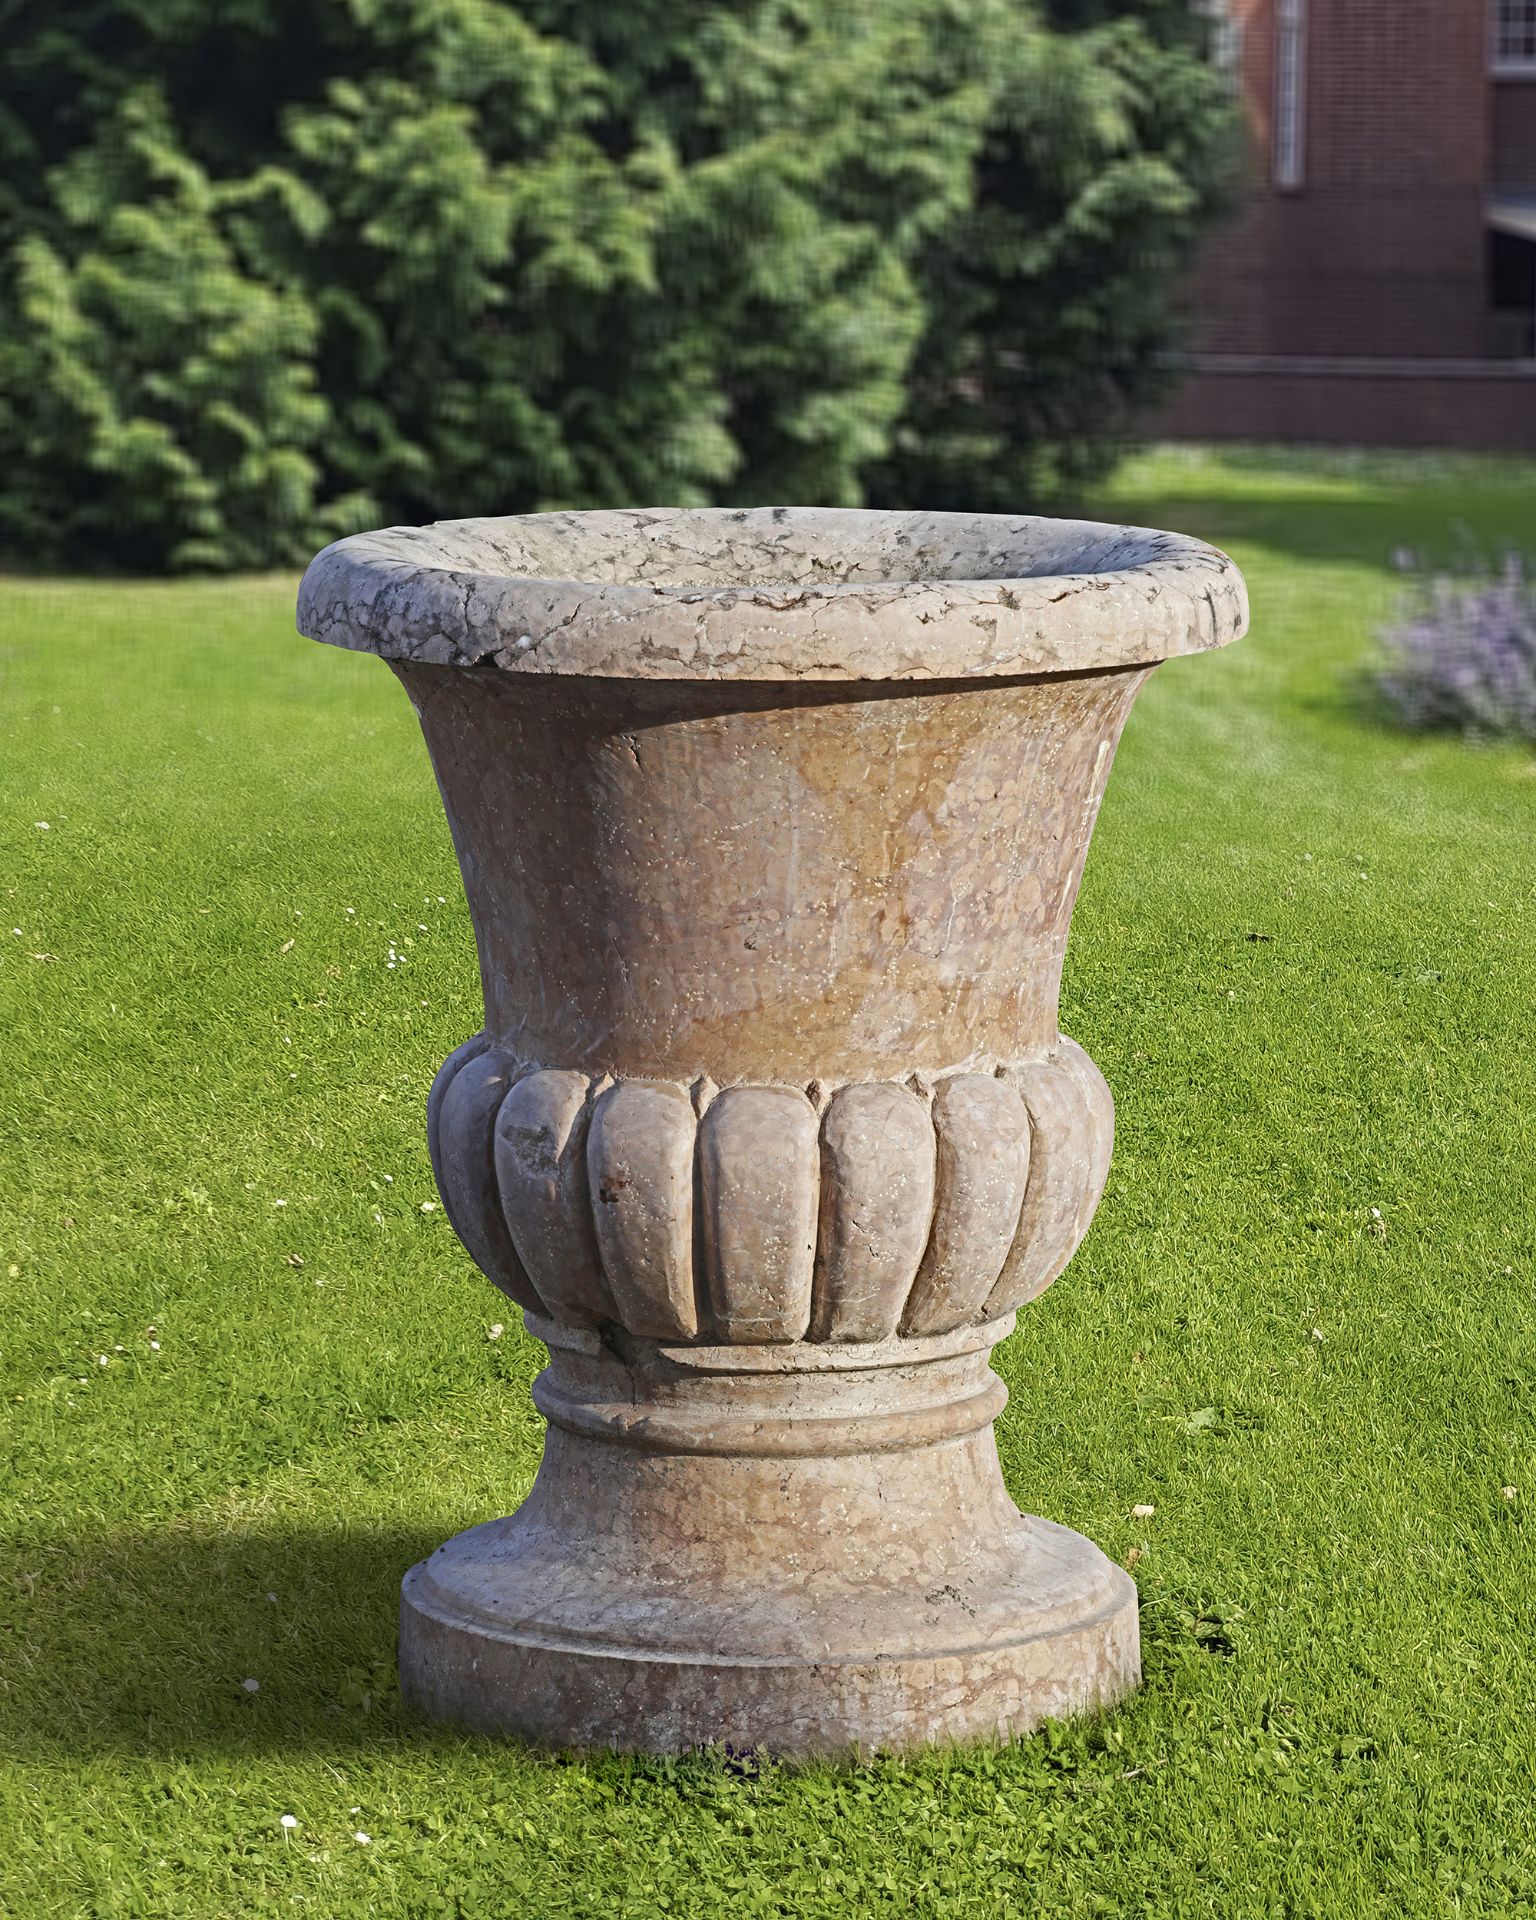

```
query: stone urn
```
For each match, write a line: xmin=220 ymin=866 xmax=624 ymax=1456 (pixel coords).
xmin=298 ymin=507 xmax=1246 ymax=1756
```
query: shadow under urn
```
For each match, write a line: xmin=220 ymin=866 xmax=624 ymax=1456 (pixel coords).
xmin=298 ymin=506 xmax=1247 ymax=1756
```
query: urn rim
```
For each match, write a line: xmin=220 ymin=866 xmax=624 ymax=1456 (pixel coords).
xmin=297 ymin=505 xmax=1246 ymax=684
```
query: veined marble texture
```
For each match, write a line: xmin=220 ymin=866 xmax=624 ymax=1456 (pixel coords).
xmin=299 ymin=505 xmax=1246 ymax=1756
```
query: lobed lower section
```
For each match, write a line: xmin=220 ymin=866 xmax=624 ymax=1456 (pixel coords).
xmin=426 ymin=1036 xmax=1114 ymax=1345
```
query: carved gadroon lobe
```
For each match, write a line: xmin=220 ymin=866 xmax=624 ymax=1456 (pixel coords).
xmin=428 ymin=1036 xmax=1114 ymax=1345
xmin=700 ymin=1087 xmax=820 ymax=1344
xmin=428 ymin=1037 xmax=539 ymax=1313
xmin=492 ymin=1070 xmax=612 ymax=1328
xmin=811 ymin=1082 xmax=935 ymax=1343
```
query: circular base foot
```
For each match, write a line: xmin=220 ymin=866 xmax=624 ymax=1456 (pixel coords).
xmin=399 ymin=1514 xmax=1139 ymax=1758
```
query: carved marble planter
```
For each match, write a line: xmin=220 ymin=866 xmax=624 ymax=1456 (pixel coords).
xmin=298 ymin=507 xmax=1246 ymax=1756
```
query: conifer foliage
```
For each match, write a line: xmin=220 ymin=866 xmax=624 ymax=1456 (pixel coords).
xmin=0 ymin=1 xmax=1233 ymax=570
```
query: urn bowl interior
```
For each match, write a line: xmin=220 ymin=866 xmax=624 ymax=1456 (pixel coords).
xmin=338 ymin=506 xmax=1208 ymax=590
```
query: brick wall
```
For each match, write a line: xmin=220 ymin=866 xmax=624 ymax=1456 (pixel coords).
xmin=1183 ymin=0 xmax=1491 ymax=360
xmin=1155 ymin=367 xmax=1536 ymax=452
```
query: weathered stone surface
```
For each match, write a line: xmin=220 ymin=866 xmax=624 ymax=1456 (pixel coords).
xmin=986 ymin=1039 xmax=1116 ymax=1318
xmin=299 ymin=505 xmax=1246 ymax=1755
xmin=586 ymin=1081 xmax=698 ymax=1341
xmin=811 ymin=1082 xmax=936 ymax=1342
xmin=428 ymin=1042 xmax=539 ymax=1313
xmin=902 ymin=1074 xmax=1031 ymax=1337
xmin=699 ymin=1086 xmax=819 ymax=1343
xmin=402 ymin=1315 xmax=1138 ymax=1757
xmin=427 ymin=1046 xmax=1122 ymax=1345
xmin=299 ymin=505 xmax=1246 ymax=683
xmin=395 ymin=668 xmax=1159 ymax=1085
xmin=494 ymin=1069 xmax=612 ymax=1328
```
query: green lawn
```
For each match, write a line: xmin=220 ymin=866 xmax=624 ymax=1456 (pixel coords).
xmin=3 ymin=446 xmax=1535 ymax=1918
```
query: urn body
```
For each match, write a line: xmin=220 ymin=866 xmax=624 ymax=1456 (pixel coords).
xmin=298 ymin=506 xmax=1246 ymax=1754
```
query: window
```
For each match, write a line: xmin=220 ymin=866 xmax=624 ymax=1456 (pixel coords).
xmin=1489 ymin=230 xmax=1536 ymax=358
xmin=1193 ymin=0 xmax=1243 ymax=88
xmin=1274 ymin=0 xmax=1307 ymax=190
xmin=1493 ymin=0 xmax=1536 ymax=73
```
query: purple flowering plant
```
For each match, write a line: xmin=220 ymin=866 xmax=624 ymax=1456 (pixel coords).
xmin=1375 ymin=553 xmax=1536 ymax=743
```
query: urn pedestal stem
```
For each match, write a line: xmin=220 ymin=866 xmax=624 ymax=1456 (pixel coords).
xmin=298 ymin=506 xmax=1246 ymax=1756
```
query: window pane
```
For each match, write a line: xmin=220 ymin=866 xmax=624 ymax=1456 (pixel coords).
xmin=1496 ymin=0 xmax=1536 ymax=64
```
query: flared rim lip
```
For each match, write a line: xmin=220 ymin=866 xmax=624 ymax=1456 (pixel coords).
xmin=297 ymin=506 xmax=1248 ymax=683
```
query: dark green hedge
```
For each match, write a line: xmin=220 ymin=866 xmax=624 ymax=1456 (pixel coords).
xmin=0 ymin=1 xmax=1235 ymax=571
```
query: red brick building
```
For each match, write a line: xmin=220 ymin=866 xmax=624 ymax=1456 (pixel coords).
xmin=1160 ymin=0 xmax=1536 ymax=449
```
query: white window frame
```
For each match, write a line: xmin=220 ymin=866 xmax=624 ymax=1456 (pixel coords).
xmin=1273 ymin=0 xmax=1308 ymax=191
xmin=1192 ymin=0 xmax=1243 ymax=88
xmin=1493 ymin=0 xmax=1536 ymax=75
